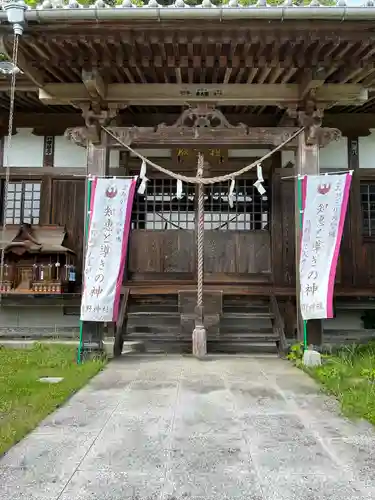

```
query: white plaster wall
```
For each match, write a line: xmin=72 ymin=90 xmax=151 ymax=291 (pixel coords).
xmin=280 ymin=138 xmax=348 ymax=171
xmin=50 ymin=136 xmax=120 ymax=168
xmin=4 ymin=129 xmax=44 ymax=168
xmin=54 ymin=136 xmax=87 ymax=168
xmin=359 ymin=129 xmax=375 ymax=169
xmin=109 ymin=149 xmax=119 ymax=168
xmin=1 ymin=134 xmax=358 ymax=171
xmin=320 ymin=137 xmax=348 ymax=170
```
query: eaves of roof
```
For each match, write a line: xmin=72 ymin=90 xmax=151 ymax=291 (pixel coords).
xmin=2 ymin=1 xmax=375 ymax=24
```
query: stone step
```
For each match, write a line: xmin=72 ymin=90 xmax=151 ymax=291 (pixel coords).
xmin=218 ymin=333 xmax=278 ymax=342
xmin=208 ymin=342 xmax=278 ymax=354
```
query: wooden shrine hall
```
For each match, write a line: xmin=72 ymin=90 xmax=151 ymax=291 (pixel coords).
xmin=1 ymin=1 xmax=375 ymax=354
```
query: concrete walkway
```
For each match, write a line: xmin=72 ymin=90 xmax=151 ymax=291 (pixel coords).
xmin=1 ymin=355 xmax=375 ymax=500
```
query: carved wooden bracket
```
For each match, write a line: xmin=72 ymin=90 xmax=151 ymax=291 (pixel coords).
xmin=75 ymin=104 xmax=126 ymax=145
xmin=279 ymin=91 xmax=341 ymax=147
xmin=64 ymin=104 xmax=338 ymax=151
xmin=65 ymin=127 xmax=89 ymax=148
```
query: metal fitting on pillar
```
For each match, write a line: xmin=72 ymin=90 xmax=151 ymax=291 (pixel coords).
xmin=3 ymin=1 xmax=27 ymax=37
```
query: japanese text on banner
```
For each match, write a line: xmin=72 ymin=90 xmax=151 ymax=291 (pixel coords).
xmin=80 ymin=178 xmax=136 ymax=322
xmin=299 ymin=173 xmax=351 ymax=321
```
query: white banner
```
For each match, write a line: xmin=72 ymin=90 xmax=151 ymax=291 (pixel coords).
xmin=299 ymin=173 xmax=352 ymax=320
xmin=80 ymin=177 xmax=136 ymax=322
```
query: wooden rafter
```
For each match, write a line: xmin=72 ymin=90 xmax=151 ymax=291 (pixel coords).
xmin=0 ymin=37 xmax=45 ymax=88
xmin=81 ymin=68 xmax=107 ymax=102
xmin=298 ymin=68 xmax=327 ymax=100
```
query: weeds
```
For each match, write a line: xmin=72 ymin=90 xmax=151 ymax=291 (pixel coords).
xmin=303 ymin=342 xmax=375 ymax=425
xmin=286 ymin=342 xmax=304 ymax=366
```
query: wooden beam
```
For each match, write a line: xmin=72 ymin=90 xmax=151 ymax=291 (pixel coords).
xmin=0 ymin=83 xmax=38 ymax=92
xmin=0 ymin=167 xmax=87 ymax=178
xmin=299 ymin=69 xmax=326 ymax=100
xmin=39 ymin=83 xmax=368 ymax=107
xmin=0 ymin=166 xmax=131 ymax=179
xmin=0 ymin=110 xmax=372 ymax=136
xmin=81 ymin=68 xmax=107 ymax=101
xmin=0 ymin=112 xmax=84 ymax=132
xmin=0 ymin=110 xmax=374 ymax=136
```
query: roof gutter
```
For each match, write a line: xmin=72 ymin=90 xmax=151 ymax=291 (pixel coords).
xmin=0 ymin=6 xmax=375 ymax=25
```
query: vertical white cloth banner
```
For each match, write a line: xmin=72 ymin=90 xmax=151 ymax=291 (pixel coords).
xmin=299 ymin=173 xmax=352 ymax=320
xmin=80 ymin=177 xmax=136 ymax=322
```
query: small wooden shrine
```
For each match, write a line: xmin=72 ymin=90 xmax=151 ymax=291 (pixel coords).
xmin=0 ymin=223 xmax=76 ymax=294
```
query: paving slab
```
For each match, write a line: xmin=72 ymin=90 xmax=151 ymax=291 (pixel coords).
xmin=1 ymin=355 xmax=375 ymax=500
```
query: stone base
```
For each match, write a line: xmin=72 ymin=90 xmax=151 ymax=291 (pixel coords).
xmin=192 ymin=326 xmax=207 ymax=358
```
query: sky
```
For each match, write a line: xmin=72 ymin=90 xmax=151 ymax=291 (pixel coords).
xmin=346 ymin=0 xmax=368 ymax=4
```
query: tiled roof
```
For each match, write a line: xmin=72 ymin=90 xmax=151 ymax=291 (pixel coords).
xmin=20 ymin=0 xmax=375 ymax=8
xmin=3 ymin=0 xmax=375 ymax=25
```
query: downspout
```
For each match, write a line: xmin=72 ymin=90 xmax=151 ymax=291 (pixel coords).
xmin=3 ymin=1 xmax=27 ymax=36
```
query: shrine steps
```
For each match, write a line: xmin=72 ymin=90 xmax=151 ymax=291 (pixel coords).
xmin=123 ymin=294 xmax=282 ymax=355
xmin=209 ymin=296 xmax=278 ymax=354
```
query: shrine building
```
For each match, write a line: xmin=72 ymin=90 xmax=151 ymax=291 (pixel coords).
xmin=0 ymin=0 xmax=375 ymax=354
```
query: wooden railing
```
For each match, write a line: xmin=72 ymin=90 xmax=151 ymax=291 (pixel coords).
xmin=270 ymin=295 xmax=288 ymax=355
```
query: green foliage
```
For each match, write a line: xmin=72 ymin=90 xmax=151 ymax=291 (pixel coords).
xmin=360 ymin=367 xmax=375 ymax=381
xmin=287 ymin=342 xmax=304 ymax=365
xmin=0 ymin=344 xmax=105 ymax=455
xmin=306 ymin=342 xmax=375 ymax=425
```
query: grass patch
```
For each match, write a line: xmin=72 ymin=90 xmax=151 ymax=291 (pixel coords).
xmin=303 ymin=342 xmax=375 ymax=425
xmin=0 ymin=343 xmax=106 ymax=456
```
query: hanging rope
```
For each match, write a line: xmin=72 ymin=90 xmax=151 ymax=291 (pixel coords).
xmin=196 ymin=153 xmax=204 ymax=309
xmin=0 ymin=34 xmax=19 ymax=299
xmin=102 ymin=125 xmax=305 ymax=185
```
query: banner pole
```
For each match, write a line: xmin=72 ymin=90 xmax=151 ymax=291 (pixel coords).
xmin=77 ymin=177 xmax=92 ymax=364
xmin=297 ymin=176 xmax=308 ymax=351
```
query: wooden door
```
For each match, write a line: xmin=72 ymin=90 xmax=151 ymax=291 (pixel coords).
xmin=128 ymin=176 xmax=271 ymax=283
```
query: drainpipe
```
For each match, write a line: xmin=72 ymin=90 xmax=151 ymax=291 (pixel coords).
xmin=3 ymin=1 xmax=27 ymax=36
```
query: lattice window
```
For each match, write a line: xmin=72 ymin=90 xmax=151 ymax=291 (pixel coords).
xmin=132 ymin=178 xmax=269 ymax=231
xmin=204 ymin=179 xmax=269 ymax=231
xmin=361 ymin=182 xmax=375 ymax=237
xmin=5 ymin=182 xmax=41 ymax=225
xmin=132 ymin=178 xmax=196 ymax=230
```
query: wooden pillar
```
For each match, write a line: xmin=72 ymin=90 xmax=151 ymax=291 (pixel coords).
xmin=346 ymin=137 xmax=362 ymax=287
xmin=86 ymin=139 xmax=110 ymax=177
xmin=295 ymin=132 xmax=322 ymax=345
xmin=294 ymin=127 xmax=323 ymax=347
xmin=84 ymin=132 xmax=110 ymax=352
